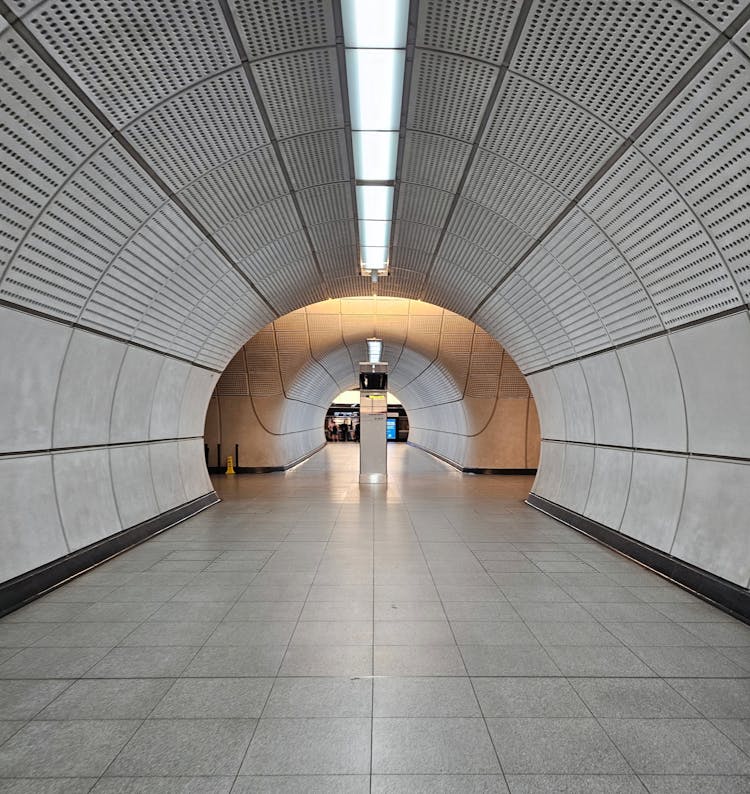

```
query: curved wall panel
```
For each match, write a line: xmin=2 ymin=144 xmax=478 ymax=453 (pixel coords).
xmin=206 ymin=299 xmax=540 ymax=472
xmin=1 ymin=1 xmax=749 ymax=605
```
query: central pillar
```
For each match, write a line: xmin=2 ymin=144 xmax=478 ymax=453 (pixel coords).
xmin=358 ymin=361 xmax=388 ymax=484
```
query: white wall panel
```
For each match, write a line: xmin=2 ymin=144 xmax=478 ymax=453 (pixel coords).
xmin=110 ymin=347 xmax=163 ymax=443
xmin=0 ymin=455 xmax=68 ymax=582
xmin=552 ymin=362 xmax=594 ymax=443
xmin=555 ymin=442 xmax=594 ymax=515
xmin=149 ymin=359 xmax=191 ymax=439
xmin=0 ymin=308 xmax=71 ymax=453
xmin=178 ymin=438 xmax=213 ymax=501
xmin=621 ymin=452 xmax=686 ymax=552
xmin=149 ymin=441 xmax=188 ymax=512
xmin=581 ymin=352 xmax=632 ymax=447
xmin=672 ymin=458 xmax=750 ymax=587
xmin=526 ymin=371 xmax=565 ymax=439
xmin=618 ymin=336 xmax=687 ymax=452
xmin=670 ymin=312 xmax=750 ymax=459
xmin=531 ymin=441 xmax=565 ymax=504
xmin=53 ymin=330 xmax=126 ymax=448
xmin=53 ymin=448 xmax=121 ymax=549
xmin=109 ymin=444 xmax=159 ymax=529
xmin=584 ymin=447 xmax=633 ymax=530
xmin=179 ymin=368 xmax=220 ymax=438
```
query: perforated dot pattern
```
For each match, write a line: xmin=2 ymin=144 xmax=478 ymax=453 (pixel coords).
xmin=279 ymin=130 xmax=351 ymax=190
xmin=252 ymin=48 xmax=343 ymax=139
xmin=19 ymin=0 xmax=238 ymax=127
xmin=396 ymin=184 xmax=453 ymax=229
xmin=580 ymin=147 xmax=743 ymax=326
xmin=637 ymin=47 xmax=750 ymax=300
xmin=417 ymin=0 xmax=519 ymax=63
xmin=481 ymin=73 xmax=625 ymax=197
xmin=408 ymin=50 xmax=498 ymax=142
xmin=449 ymin=200 xmax=535 ymax=267
xmin=230 ymin=0 xmax=334 ymax=60
xmin=124 ymin=69 xmax=268 ymax=191
xmin=401 ymin=132 xmax=473 ymax=192
xmin=513 ymin=0 xmax=715 ymax=135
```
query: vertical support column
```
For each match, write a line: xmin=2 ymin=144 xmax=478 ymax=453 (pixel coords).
xmin=359 ymin=362 xmax=388 ymax=484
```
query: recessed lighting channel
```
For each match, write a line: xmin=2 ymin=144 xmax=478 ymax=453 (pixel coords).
xmin=341 ymin=0 xmax=408 ymax=280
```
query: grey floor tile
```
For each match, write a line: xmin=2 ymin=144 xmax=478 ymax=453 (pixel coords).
xmin=374 ymin=585 xmax=439 ymax=602
xmin=374 ymin=645 xmax=466 ymax=676
xmin=460 ymin=646 xmax=561 ymax=676
xmin=442 ymin=602 xmax=519 ymax=621
xmin=31 ymin=622 xmax=140 ymax=648
xmin=83 ymin=647 xmax=198 ymax=678
xmin=279 ymin=645 xmax=372 ymax=677
xmin=307 ymin=585 xmax=372 ymax=603
xmin=91 ymin=778 xmax=233 ymax=792
xmin=651 ymin=602 xmax=736 ymax=622
xmin=712 ymin=719 xmax=750 ymax=754
xmin=107 ymin=718 xmax=257 ymax=776
xmin=372 ymin=717 xmax=500 ymax=773
xmin=581 ymin=603 xmax=666 ymax=622
xmin=151 ymin=677 xmax=273 ymax=718
xmin=666 ymin=678 xmax=750 ymax=718
xmin=375 ymin=620 xmax=454 ymax=645
xmin=171 ymin=585 xmax=248 ymax=603
xmin=263 ymin=677 xmax=371 ymax=717
xmin=373 ymin=677 xmax=480 ymax=717
xmin=486 ymin=718 xmax=629 ymax=774
xmin=501 ymin=586 xmax=574 ymax=603
xmin=38 ymin=678 xmax=173 ymax=719
xmin=0 ymin=779 xmax=98 ymax=792
xmin=0 ymin=647 xmax=108 ymax=678
xmin=450 ymin=622 xmax=539 ymax=646
xmin=371 ymin=774 xmax=509 ymax=793
xmin=374 ymin=601 xmax=446 ymax=621
xmin=4 ymin=603 xmax=88 ymax=623
xmin=0 ymin=679 xmax=72 ymax=719
xmin=512 ymin=603 xmax=594 ymax=622
xmin=544 ymin=645 xmax=656 ymax=677
xmin=240 ymin=718 xmax=370 ymax=774
xmin=224 ymin=602 xmax=304 ymax=621
xmin=147 ymin=602 xmax=233 ymax=622
xmin=0 ymin=721 xmax=25 ymax=744
xmin=0 ymin=622 xmax=64 ymax=647
xmin=105 ymin=584 xmax=184 ymax=602
xmin=301 ymin=600 xmax=372 ymax=621
xmin=504 ymin=775 xmax=646 ymax=793
xmin=678 ymin=621 xmax=750 ymax=647
xmin=527 ymin=622 xmax=621 ymax=647
xmin=630 ymin=646 xmax=747 ymax=677
xmin=638 ymin=775 xmax=750 ymax=793
xmin=184 ymin=645 xmax=286 ymax=677
xmin=0 ymin=720 xmax=139 ymax=777
xmin=603 ymin=622 xmax=707 ymax=647
xmin=72 ymin=603 xmax=161 ymax=623
xmin=231 ymin=775 xmax=369 ymax=793
xmin=291 ymin=621 xmax=373 ymax=646
xmin=438 ymin=586 xmax=506 ymax=602
xmin=119 ymin=621 xmax=218 ymax=647
xmin=207 ymin=622 xmax=296 ymax=646
xmin=599 ymin=718 xmax=750 ymax=774
xmin=628 ymin=586 xmax=702 ymax=604
xmin=571 ymin=678 xmax=700 ymax=718
xmin=473 ymin=677 xmax=589 ymax=717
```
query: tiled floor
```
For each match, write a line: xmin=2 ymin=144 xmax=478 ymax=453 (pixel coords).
xmin=0 ymin=443 xmax=749 ymax=792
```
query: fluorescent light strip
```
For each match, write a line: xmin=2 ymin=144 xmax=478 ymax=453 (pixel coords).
xmin=342 ymin=0 xmax=408 ymax=276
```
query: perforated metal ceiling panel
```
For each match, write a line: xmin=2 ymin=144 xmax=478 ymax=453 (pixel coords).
xmin=12 ymin=0 xmax=238 ymax=127
xmin=2 ymin=0 xmax=749 ymax=381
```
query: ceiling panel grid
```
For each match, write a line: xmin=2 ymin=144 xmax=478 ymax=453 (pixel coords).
xmin=213 ymin=196 xmax=302 ymax=261
xmin=480 ymin=72 xmax=625 ymax=197
xmin=278 ymin=129 xmax=351 ymax=191
xmin=463 ymin=150 xmax=570 ymax=237
xmin=0 ymin=32 xmax=108 ymax=272
xmin=512 ymin=0 xmax=716 ymax=136
xmin=543 ymin=209 xmax=663 ymax=345
xmin=580 ymin=147 xmax=743 ymax=326
xmin=296 ymin=183 xmax=354 ymax=228
xmin=178 ymin=147 xmax=288 ymax=231
xmin=448 ymin=200 xmax=535 ymax=266
xmin=243 ymin=328 xmax=283 ymax=398
xmin=11 ymin=0 xmax=239 ymax=127
xmin=240 ymin=232 xmax=312 ymax=281
xmin=215 ymin=349 xmax=249 ymax=397
xmin=636 ymin=46 xmax=750 ymax=299
xmin=123 ymin=69 xmax=269 ymax=191
xmin=408 ymin=50 xmax=498 ymax=141
xmin=1 ymin=140 xmax=163 ymax=320
xmin=421 ymin=260 xmax=490 ymax=319
xmin=400 ymin=132 xmax=473 ymax=193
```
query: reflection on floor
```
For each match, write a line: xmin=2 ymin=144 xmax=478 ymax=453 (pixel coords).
xmin=0 ymin=443 xmax=748 ymax=792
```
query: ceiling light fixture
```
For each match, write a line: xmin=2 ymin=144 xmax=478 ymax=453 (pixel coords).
xmin=366 ymin=337 xmax=384 ymax=363
xmin=341 ymin=0 xmax=408 ymax=280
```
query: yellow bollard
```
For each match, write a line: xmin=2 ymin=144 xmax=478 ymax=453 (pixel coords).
xmin=225 ymin=455 xmax=236 ymax=475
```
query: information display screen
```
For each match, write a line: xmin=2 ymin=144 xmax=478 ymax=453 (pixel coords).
xmin=386 ymin=417 xmax=397 ymax=440
xmin=359 ymin=372 xmax=387 ymax=391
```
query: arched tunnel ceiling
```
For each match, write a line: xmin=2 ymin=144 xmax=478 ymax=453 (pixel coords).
xmin=1 ymin=0 xmax=749 ymax=375
xmin=214 ymin=297 xmax=531 ymax=416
